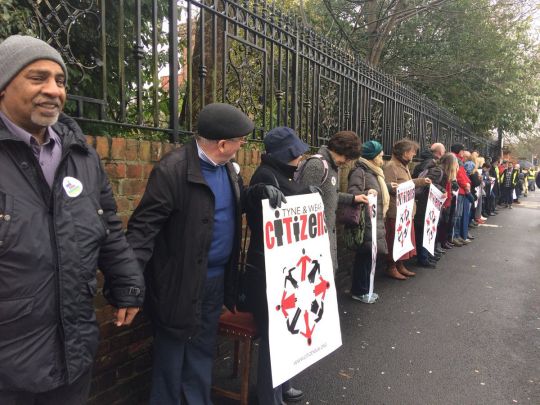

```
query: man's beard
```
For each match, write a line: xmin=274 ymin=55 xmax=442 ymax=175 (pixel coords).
xmin=31 ymin=109 xmax=60 ymax=128
xmin=31 ymin=97 xmax=62 ymax=128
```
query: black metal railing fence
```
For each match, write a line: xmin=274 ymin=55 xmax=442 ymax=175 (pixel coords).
xmin=19 ymin=0 xmax=497 ymax=156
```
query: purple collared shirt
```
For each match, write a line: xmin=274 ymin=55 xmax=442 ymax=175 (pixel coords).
xmin=0 ymin=111 xmax=62 ymax=188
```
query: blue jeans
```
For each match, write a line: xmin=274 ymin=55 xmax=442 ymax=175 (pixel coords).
xmin=452 ymin=195 xmax=464 ymax=239
xmin=149 ymin=275 xmax=224 ymax=405
xmin=461 ymin=198 xmax=471 ymax=239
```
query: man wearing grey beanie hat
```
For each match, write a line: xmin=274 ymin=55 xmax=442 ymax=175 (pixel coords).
xmin=0 ymin=35 xmax=144 ymax=404
xmin=0 ymin=35 xmax=68 ymax=93
xmin=0 ymin=35 xmax=68 ymax=143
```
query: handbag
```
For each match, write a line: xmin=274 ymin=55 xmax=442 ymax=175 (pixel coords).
xmin=336 ymin=203 xmax=361 ymax=226
xmin=342 ymin=204 xmax=366 ymax=250
xmin=337 ymin=166 xmax=366 ymax=226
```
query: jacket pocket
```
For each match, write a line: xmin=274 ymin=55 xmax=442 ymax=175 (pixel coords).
xmin=86 ymin=278 xmax=98 ymax=297
xmin=0 ymin=191 xmax=14 ymax=251
xmin=0 ymin=296 xmax=35 ymax=325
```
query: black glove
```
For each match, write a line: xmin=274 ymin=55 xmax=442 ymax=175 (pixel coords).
xmin=263 ymin=185 xmax=287 ymax=208
xmin=308 ymin=185 xmax=323 ymax=195
xmin=451 ymin=180 xmax=459 ymax=192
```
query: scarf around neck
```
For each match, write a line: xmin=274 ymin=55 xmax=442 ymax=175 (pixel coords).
xmin=358 ymin=157 xmax=390 ymax=218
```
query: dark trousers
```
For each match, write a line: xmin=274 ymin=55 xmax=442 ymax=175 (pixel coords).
xmin=351 ymin=248 xmax=375 ymax=296
xmin=0 ymin=369 xmax=92 ymax=405
xmin=452 ymin=195 xmax=464 ymax=239
xmin=485 ymin=193 xmax=496 ymax=214
xmin=501 ymin=187 xmax=514 ymax=205
xmin=460 ymin=198 xmax=471 ymax=239
xmin=414 ymin=217 xmax=433 ymax=263
xmin=255 ymin=327 xmax=292 ymax=405
xmin=515 ymin=183 xmax=522 ymax=199
xmin=438 ymin=197 xmax=455 ymax=243
xmin=149 ymin=275 xmax=224 ymax=405
xmin=250 ymin=275 xmax=293 ymax=405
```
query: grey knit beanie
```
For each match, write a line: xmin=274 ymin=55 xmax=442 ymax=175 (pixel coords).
xmin=0 ymin=35 xmax=67 ymax=91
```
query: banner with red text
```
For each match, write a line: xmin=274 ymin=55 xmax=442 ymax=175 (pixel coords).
xmin=393 ymin=180 xmax=415 ymax=261
xmin=422 ymin=185 xmax=446 ymax=255
xmin=263 ymin=193 xmax=342 ymax=388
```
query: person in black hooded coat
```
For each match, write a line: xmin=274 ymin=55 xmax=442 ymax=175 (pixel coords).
xmin=244 ymin=127 xmax=313 ymax=405
xmin=412 ymin=143 xmax=446 ymax=267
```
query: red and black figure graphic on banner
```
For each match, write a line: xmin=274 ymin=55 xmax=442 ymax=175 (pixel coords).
xmin=425 ymin=208 xmax=437 ymax=244
xmin=422 ymin=184 xmax=446 ymax=255
xmin=396 ymin=207 xmax=411 ymax=247
xmin=392 ymin=180 xmax=416 ymax=261
xmin=263 ymin=193 xmax=341 ymax=388
xmin=296 ymin=249 xmax=312 ymax=281
xmin=275 ymin=250 xmax=331 ymax=346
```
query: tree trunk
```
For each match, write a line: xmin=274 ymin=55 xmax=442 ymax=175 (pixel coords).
xmin=179 ymin=0 xmax=227 ymax=129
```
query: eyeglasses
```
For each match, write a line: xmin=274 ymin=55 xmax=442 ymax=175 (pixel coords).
xmin=226 ymin=136 xmax=248 ymax=144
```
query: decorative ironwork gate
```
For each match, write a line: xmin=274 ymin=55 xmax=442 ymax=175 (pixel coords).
xmin=22 ymin=0 xmax=496 ymax=156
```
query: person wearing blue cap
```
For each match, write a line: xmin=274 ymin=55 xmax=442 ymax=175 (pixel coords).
xmin=243 ymin=126 xmax=313 ymax=405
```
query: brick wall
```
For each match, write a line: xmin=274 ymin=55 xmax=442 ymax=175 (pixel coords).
xmin=85 ymin=136 xmax=353 ymax=403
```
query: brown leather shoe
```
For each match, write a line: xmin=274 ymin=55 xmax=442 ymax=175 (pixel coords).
xmin=387 ymin=265 xmax=408 ymax=280
xmin=397 ymin=261 xmax=416 ymax=277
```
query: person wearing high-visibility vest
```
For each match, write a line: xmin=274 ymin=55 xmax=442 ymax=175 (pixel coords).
xmin=522 ymin=168 xmax=530 ymax=196
xmin=528 ymin=168 xmax=536 ymax=191
xmin=499 ymin=161 xmax=519 ymax=208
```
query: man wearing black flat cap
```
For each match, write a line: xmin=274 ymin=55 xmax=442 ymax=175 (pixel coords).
xmin=127 ymin=103 xmax=254 ymax=405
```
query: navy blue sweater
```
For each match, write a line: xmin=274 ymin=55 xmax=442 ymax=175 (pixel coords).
xmin=200 ymin=159 xmax=235 ymax=278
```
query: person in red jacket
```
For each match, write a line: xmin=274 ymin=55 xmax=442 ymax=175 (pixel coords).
xmin=450 ymin=144 xmax=472 ymax=245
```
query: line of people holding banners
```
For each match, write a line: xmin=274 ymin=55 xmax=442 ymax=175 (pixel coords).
xmin=133 ymin=104 xmax=528 ymax=405
xmin=2 ymin=35 xmax=537 ymax=405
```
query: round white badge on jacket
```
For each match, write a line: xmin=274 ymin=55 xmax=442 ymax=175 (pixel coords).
xmin=331 ymin=176 xmax=337 ymax=186
xmin=62 ymin=177 xmax=83 ymax=198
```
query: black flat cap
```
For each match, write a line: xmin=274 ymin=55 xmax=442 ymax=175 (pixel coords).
xmin=197 ymin=103 xmax=254 ymax=140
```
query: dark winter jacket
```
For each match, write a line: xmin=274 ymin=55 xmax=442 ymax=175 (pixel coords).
xmin=348 ymin=161 xmax=389 ymax=255
xmin=412 ymin=150 xmax=446 ymax=220
xmin=243 ymin=154 xmax=311 ymax=318
xmin=126 ymin=139 xmax=242 ymax=340
xmin=0 ymin=114 xmax=144 ymax=392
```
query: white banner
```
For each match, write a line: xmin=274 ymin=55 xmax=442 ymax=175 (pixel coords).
xmin=367 ymin=194 xmax=378 ymax=298
xmin=263 ymin=193 xmax=342 ymax=388
xmin=422 ymin=185 xmax=446 ymax=255
xmin=393 ymin=181 xmax=416 ymax=261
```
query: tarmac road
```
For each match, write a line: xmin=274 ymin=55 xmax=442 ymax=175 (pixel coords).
xmin=213 ymin=190 xmax=540 ymax=405
xmin=290 ymin=191 xmax=540 ymax=405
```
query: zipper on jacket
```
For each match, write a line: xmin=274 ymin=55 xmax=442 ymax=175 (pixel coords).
xmin=48 ymin=143 xmax=76 ymax=382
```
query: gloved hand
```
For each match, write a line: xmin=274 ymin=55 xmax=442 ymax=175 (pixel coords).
xmin=451 ymin=180 xmax=459 ymax=192
xmin=263 ymin=185 xmax=287 ymax=208
xmin=308 ymin=185 xmax=323 ymax=195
